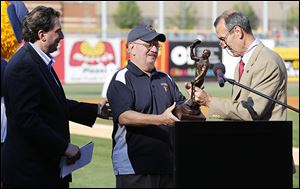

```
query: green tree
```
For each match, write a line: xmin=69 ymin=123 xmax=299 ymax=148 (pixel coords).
xmin=233 ymin=2 xmax=259 ymax=30
xmin=287 ymin=6 xmax=299 ymax=31
xmin=168 ymin=2 xmax=198 ymax=29
xmin=113 ymin=1 xmax=142 ymax=29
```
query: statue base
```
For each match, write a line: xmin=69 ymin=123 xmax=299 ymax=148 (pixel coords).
xmin=173 ymin=100 xmax=206 ymax=121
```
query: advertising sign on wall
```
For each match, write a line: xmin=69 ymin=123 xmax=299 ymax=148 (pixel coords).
xmin=274 ymin=47 xmax=299 ymax=82
xmin=169 ymin=41 xmax=222 ymax=79
xmin=52 ymin=40 xmax=65 ymax=83
xmin=64 ymin=38 xmax=121 ymax=83
xmin=53 ymin=38 xmax=298 ymax=84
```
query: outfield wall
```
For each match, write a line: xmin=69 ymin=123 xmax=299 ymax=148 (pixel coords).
xmin=51 ymin=38 xmax=299 ymax=84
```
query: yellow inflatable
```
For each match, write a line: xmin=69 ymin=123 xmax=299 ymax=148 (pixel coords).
xmin=1 ymin=1 xmax=28 ymax=60
xmin=1 ymin=3 xmax=28 ymax=186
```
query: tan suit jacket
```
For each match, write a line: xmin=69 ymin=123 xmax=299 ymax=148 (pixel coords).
xmin=209 ymin=41 xmax=287 ymax=120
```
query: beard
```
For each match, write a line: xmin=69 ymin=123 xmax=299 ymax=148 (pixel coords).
xmin=47 ymin=39 xmax=60 ymax=54
xmin=48 ymin=44 xmax=58 ymax=53
xmin=146 ymin=56 xmax=157 ymax=70
xmin=147 ymin=63 xmax=155 ymax=71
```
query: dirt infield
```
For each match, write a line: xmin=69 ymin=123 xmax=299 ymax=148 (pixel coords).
xmin=287 ymin=96 xmax=299 ymax=107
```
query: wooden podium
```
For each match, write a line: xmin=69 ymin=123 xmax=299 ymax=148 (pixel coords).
xmin=174 ymin=121 xmax=293 ymax=188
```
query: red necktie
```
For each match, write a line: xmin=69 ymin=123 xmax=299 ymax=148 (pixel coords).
xmin=239 ymin=59 xmax=245 ymax=81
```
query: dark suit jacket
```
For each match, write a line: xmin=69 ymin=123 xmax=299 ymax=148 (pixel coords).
xmin=1 ymin=58 xmax=8 ymax=97
xmin=1 ymin=43 xmax=98 ymax=187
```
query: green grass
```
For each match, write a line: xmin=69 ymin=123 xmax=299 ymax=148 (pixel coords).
xmin=289 ymin=111 xmax=299 ymax=147
xmin=293 ymin=166 xmax=299 ymax=188
xmin=69 ymin=135 xmax=115 ymax=188
xmin=63 ymin=84 xmax=104 ymax=100
xmin=63 ymin=82 xmax=299 ymax=147
xmin=62 ymin=81 xmax=298 ymax=99
xmin=287 ymin=82 xmax=299 ymax=96
xmin=63 ymin=82 xmax=298 ymax=99
xmin=95 ymin=119 xmax=114 ymax=125
xmin=294 ymin=166 xmax=299 ymax=188
xmin=62 ymin=82 xmax=298 ymax=188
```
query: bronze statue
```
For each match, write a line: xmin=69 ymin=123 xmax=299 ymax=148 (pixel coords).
xmin=173 ymin=39 xmax=210 ymax=121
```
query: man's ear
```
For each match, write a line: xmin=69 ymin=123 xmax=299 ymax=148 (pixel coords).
xmin=37 ymin=30 xmax=46 ymax=42
xmin=127 ymin=42 xmax=134 ymax=55
xmin=235 ymin=26 xmax=243 ymax=39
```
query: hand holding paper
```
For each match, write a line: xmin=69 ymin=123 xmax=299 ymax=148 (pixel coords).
xmin=64 ymin=143 xmax=81 ymax=165
xmin=60 ymin=141 xmax=94 ymax=178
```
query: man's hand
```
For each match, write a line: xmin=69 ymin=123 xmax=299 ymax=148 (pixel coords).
xmin=64 ymin=143 xmax=81 ymax=165
xmin=159 ymin=102 xmax=180 ymax=127
xmin=194 ymin=87 xmax=211 ymax=107
xmin=97 ymin=99 xmax=112 ymax=120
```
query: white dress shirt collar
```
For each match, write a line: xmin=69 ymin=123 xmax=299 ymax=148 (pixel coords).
xmin=29 ymin=42 xmax=55 ymax=67
xmin=241 ymin=39 xmax=260 ymax=66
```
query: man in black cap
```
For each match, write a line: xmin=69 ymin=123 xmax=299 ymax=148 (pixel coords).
xmin=107 ymin=24 xmax=187 ymax=188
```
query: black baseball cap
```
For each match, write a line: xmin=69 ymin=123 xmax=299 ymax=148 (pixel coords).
xmin=127 ymin=24 xmax=166 ymax=43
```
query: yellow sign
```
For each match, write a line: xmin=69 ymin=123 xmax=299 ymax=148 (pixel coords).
xmin=274 ymin=47 xmax=299 ymax=82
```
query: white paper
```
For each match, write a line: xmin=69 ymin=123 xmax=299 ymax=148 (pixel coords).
xmin=60 ymin=141 xmax=94 ymax=178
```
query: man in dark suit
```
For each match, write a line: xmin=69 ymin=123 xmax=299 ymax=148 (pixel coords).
xmin=2 ymin=6 xmax=110 ymax=188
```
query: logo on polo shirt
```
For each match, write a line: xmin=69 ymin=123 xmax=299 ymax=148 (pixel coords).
xmin=161 ymin=83 xmax=169 ymax=93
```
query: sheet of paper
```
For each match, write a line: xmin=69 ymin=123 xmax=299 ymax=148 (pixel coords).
xmin=60 ymin=141 xmax=94 ymax=178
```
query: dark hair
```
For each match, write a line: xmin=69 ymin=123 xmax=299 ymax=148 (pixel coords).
xmin=22 ymin=6 xmax=60 ymax=43
xmin=214 ymin=10 xmax=252 ymax=34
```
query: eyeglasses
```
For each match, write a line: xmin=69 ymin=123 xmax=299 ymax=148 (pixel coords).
xmin=132 ymin=41 xmax=162 ymax=50
xmin=218 ymin=25 xmax=236 ymax=46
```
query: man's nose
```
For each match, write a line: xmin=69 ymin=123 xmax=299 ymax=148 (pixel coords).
xmin=59 ymin=31 xmax=64 ymax=39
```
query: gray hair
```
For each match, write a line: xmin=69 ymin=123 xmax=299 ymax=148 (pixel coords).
xmin=214 ymin=10 xmax=252 ymax=34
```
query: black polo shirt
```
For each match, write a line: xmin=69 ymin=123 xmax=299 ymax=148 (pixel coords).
xmin=107 ymin=60 xmax=186 ymax=175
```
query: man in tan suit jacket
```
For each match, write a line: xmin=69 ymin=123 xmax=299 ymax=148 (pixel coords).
xmin=196 ymin=10 xmax=287 ymax=121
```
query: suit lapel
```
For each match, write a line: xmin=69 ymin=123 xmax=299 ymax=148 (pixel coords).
xmin=245 ymin=41 xmax=264 ymax=70
xmin=232 ymin=61 xmax=241 ymax=100
xmin=232 ymin=42 xmax=265 ymax=100
xmin=50 ymin=66 xmax=67 ymax=99
xmin=39 ymin=64 xmax=66 ymax=104
xmin=25 ymin=43 xmax=66 ymax=106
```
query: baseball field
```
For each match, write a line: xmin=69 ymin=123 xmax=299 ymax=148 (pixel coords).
xmin=62 ymin=82 xmax=298 ymax=188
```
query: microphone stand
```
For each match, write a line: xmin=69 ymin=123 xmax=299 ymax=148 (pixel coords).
xmin=224 ymin=77 xmax=299 ymax=113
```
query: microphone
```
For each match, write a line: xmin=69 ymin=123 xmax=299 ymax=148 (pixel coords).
xmin=213 ymin=64 xmax=299 ymax=113
xmin=213 ymin=63 xmax=226 ymax=87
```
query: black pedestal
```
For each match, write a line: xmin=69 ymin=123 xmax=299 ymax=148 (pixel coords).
xmin=174 ymin=121 xmax=293 ymax=188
